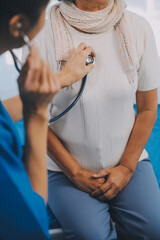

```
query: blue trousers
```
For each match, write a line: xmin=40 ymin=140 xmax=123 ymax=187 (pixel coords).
xmin=48 ymin=160 xmax=160 ymax=240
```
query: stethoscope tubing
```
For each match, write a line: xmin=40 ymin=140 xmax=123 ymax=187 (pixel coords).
xmin=10 ymin=50 xmax=22 ymax=73
xmin=10 ymin=48 xmax=88 ymax=123
xmin=49 ymin=75 xmax=87 ymax=123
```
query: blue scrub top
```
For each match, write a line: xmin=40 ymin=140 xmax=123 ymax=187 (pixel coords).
xmin=0 ymin=102 xmax=50 ymax=240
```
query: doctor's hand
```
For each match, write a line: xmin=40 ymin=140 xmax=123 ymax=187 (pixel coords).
xmin=18 ymin=46 xmax=61 ymax=120
xmin=90 ymin=165 xmax=133 ymax=201
xmin=57 ymin=42 xmax=96 ymax=88
xmin=72 ymin=168 xmax=105 ymax=194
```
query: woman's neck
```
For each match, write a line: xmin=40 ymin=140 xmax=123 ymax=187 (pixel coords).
xmin=75 ymin=0 xmax=110 ymax=12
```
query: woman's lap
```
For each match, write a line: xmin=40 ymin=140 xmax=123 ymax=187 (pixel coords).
xmin=110 ymin=159 xmax=160 ymax=240
xmin=48 ymin=171 xmax=117 ymax=240
xmin=48 ymin=160 xmax=160 ymax=240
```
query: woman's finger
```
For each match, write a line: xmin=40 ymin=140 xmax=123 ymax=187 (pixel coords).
xmin=101 ymin=187 xmax=118 ymax=201
xmin=91 ymin=181 xmax=112 ymax=197
xmin=92 ymin=169 xmax=111 ymax=178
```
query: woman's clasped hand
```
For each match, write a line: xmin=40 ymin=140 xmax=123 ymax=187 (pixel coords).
xmin=72 ymin=165 xmax=133 ymax=201
xmin=91 ymin=165 xmax=133 ymax=201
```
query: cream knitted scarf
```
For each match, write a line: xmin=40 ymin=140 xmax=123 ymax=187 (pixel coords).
xmin=49 ymin=0 xmax=139 ymax=83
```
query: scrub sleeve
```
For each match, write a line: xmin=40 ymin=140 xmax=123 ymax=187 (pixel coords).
xmin=0 ymin=102 xmax=50 ymax=240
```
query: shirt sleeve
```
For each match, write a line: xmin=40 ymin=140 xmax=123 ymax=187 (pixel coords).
xmin=0 ymin=150 xmax=50 ymax=240
xmin=138 ymin=19 xmax=160 ymax=91
xmin=0 ymin=111 xmax=50 ymax=240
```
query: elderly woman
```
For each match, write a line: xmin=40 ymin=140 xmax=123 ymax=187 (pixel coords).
xmin=34 ymin=0 xmax=160 ymax=239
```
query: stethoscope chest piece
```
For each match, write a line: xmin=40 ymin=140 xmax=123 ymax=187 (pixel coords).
xmin=86 ymin=55 xmax=95 ymax=65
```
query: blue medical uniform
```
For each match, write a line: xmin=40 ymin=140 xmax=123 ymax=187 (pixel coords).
xmin=0 ymin=102 xmax=50 ymax=240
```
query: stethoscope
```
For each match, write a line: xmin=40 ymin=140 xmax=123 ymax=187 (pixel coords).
xmin=10 ymin=34 xmax=95 ymax=123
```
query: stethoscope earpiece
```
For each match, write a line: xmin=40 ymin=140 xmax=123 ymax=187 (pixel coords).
xmin=10 ymin=28 xmax=31 ymax=73
xmin=16 ymin=22 xmax=23 ymax=29
xmin=16 ymin=22 xmax=30 ymax=47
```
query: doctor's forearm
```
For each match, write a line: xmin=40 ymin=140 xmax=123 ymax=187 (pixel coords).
xmin=47 ymin=128 xmax=82 ymax=180
xmin=23 ymin=112 xmax=49 ymax=203
xmin=120 ymin=110 xmax=157 ymax=173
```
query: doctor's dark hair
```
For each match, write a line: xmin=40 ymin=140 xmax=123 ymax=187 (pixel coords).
xmin=0 ymin=0 xmax=49 ymax=27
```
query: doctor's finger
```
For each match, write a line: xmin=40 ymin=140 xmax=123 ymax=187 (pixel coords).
xmin=38 ymin=60 xmax=49 ymax=93
xmin=85 ymin=63 xmax=95 ymax=72
xmin=19 ymin=59 xmax=40 ymax=92
xmin=21 ymin=48 xmax=42 ymax=90
xmin=83 ymin=46 xmax=96 ymax=58
xmin=76 ymin=42 xmax=87 ymax=52
xmin=26 ymin=45 xmax=42 ymax=80
xmin=48 ymin=67 xmax=61 ymax=95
